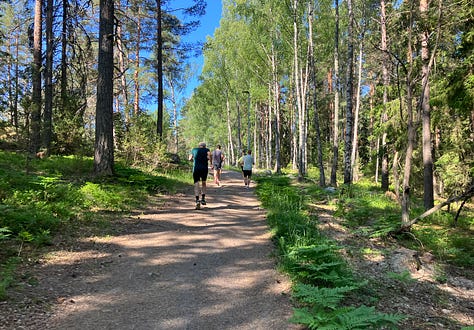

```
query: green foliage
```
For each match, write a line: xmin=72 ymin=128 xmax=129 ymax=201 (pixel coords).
xmin=435 ymin=151 xmax=472 ymax=197
xmin=0 ymin=151 xmax=188 ymax=253
xmin=331 ymin=180 xmax=401 ymax=237
xmin=290 ymin=303 xmax=403 ymax=330
xmin=256 ymin=176 xmax=404 ymax=329
xmin=292 ymin=284 xmax=358 ymax=309
xmin=0 ymin=257 xmax=20 ymax=300
xmin=0 ymin=227 xmax=11 ymax=241
xmin=410 ymin=226 xmax=474 ymax=267
xmin=286 ymin=244 xmax=353 ymax=287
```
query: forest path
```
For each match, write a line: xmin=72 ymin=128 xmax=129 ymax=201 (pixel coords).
xmin=43 ymin=170 xmax=300 ymax=329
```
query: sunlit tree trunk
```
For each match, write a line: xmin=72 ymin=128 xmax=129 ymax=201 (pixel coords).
xmin=330 ymin=0 xmax=340 ymax=187
xmin=225 ymin=93 xmax=235 ymax=164
xmin=236 ymin=99 xmax=242 ymax=155
xmin=272 ymin=45 xmax=281 ymax=173
xmin=116 ymin=4 xmax=129 ymax=125
xmin=380 ymin=0 xmax=390 ymax=191
xmin=292 ymin=0 xmax=301 ymax=175
xmin=267 ymin=83 xmax=272 ymax=170
xmin=351 ymin=41 xmax=363 ymax=182
xmin=134 ymin=10 xmax=141 ymax=116
xmin=167 ymin=77 xmax=178 ymax=153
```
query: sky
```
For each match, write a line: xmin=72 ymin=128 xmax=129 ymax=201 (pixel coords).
xmin=180 ymin=0 xmax=223 ymax=101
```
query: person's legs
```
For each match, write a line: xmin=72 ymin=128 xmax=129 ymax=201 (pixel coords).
xmin=194 ymin=182 xmax=201 ymax=209
xmin=242 ymin=170 xmax=250 ymax=187
xmin=193 ymin=171 xmax=200 ymax=201
xmin=194 ymin=181 xmax=200 ymax=200
xmin=201 ymin=180 xmax=207 ymax=204
xmin=213 ymin=165 xmax=219 ymax=185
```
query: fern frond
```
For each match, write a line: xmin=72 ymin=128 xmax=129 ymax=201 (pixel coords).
xmin=293 ymin=283 xmax=358 ymax=309
xmin=335 ymin=305 xmax=404 ymax=329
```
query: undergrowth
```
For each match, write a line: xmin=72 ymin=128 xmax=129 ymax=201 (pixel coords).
xmin=255 ymin=176 xmax=404 ymax=329
xmin=320 ymin=179 xmax=473 ymax=268
xmin=0 ymin=151 xmax=189 ymax=299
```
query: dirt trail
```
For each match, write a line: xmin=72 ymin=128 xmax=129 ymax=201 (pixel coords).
xmin=32 ymin=170 xmax=300 ymax=329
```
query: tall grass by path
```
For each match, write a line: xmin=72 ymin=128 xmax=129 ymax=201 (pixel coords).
xmin=0 ymin=151 xmax=190 ymax=299
xmin=255 ymin=175 xmax=404 ymax=329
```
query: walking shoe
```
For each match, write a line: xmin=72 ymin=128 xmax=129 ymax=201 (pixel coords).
xmin=200 ymin=199 xmax=207 ymax=205
xmin=195 ymin=201 xmax=201 ymax=210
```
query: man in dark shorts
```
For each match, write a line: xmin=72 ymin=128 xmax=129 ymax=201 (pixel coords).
xmin=211 ymin=144 xmax=225 ymax=186
xmin=189 ymin=142 xmax=211 ymax=209
xmin=239 ymin=149 xmax=254 ymax=189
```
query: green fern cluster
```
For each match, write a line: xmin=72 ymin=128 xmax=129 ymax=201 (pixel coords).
xmin=285 ymin=244 xmax=353 ymax=287
xmin=290 ymin=284 xmax=403 ymax=329
xmin=255 ymin=176 xmax=405 ymax=329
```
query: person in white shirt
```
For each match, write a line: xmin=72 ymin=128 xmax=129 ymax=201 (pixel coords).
xmin=239 ymin=149 xmax=254 ymax=189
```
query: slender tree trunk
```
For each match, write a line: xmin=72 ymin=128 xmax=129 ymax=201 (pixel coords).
xmin=167 ymin=77 xmax=179 ymax=153
xmin=94 ymin=0 xmax=115 ymax=176
xmin=272 ymin=46 xmax=281 ymax=174
xmin=308 ymin=4 xmax=325 ymax=186
xmin=13 ymin=35 xmax=19 ymax=133
xmin=420 ymin=0 xmax=434 ymax=209
xmin=156 ymin=0 xmax=163 ymax=138
xmin=134 ymin=11 xmax=141 ymax=116
xmin=60 ymin=0 xmax=68 ymax=110
xmin=116 ymin=7 xmax=129 ymax=124
xmin=351 ymin=40 xmax=363 ymax=182
xmin=402 ymin=82 xmax=416 ymax=225
xmin=30 ymin=0 xmax=43 ymax=155
xmin=293 ymin=0 xmax=304 ymax=178
xmin=344 ymin=0 xmax=354 ymax=185
xmin=267 ymin=83 xmax=272 ymax=170
xmin=43 ymin=0 xmax=54 ymax=155
xmin=225 ymin=93 xmax=235 ymax=164
xmin=330 ymin=0 xmax=340 ymax=186
xmin=380 ymin=0 xmax=390 ymax=191
xmin=401 ymin=2 xmax=416 ymax=226
xmin=236 ymin=99 xmax=242 ymax=154
xmin=393 ymin=151 xmax=400 ymax=198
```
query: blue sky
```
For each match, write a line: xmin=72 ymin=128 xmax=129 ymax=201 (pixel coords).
xmin=180 ymin=0 xmax=223 ymax=100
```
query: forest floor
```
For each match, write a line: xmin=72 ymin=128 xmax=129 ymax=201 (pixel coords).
xmin=0 ymin=170 xmax=473 ymax=329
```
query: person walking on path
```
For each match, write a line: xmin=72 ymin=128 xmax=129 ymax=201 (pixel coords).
xmin=237 ymin=149 xmax=246 ymax=178
xmin=211 ymin=144 xmax=225 ymax=186
xmin=189 ymin=142 xmax=211 ymax=209
xmin=239 ymin=149 xmax=255 ymax=189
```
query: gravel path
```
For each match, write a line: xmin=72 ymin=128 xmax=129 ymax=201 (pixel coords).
xmin=41 ymin=170 xmax=300 ymax=329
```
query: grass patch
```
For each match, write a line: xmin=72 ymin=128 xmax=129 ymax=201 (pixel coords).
xmin=0 ymin=151 xmax=189 ymax=257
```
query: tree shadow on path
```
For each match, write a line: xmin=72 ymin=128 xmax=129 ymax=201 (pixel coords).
xmin=42 ymin=170 xmax=302 ymax=330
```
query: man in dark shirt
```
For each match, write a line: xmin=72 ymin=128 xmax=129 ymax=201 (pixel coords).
xmin=188 ymin=142 xmax=211 ymax=209
xmin=211 ymin=144 xmax=225 ymax=186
